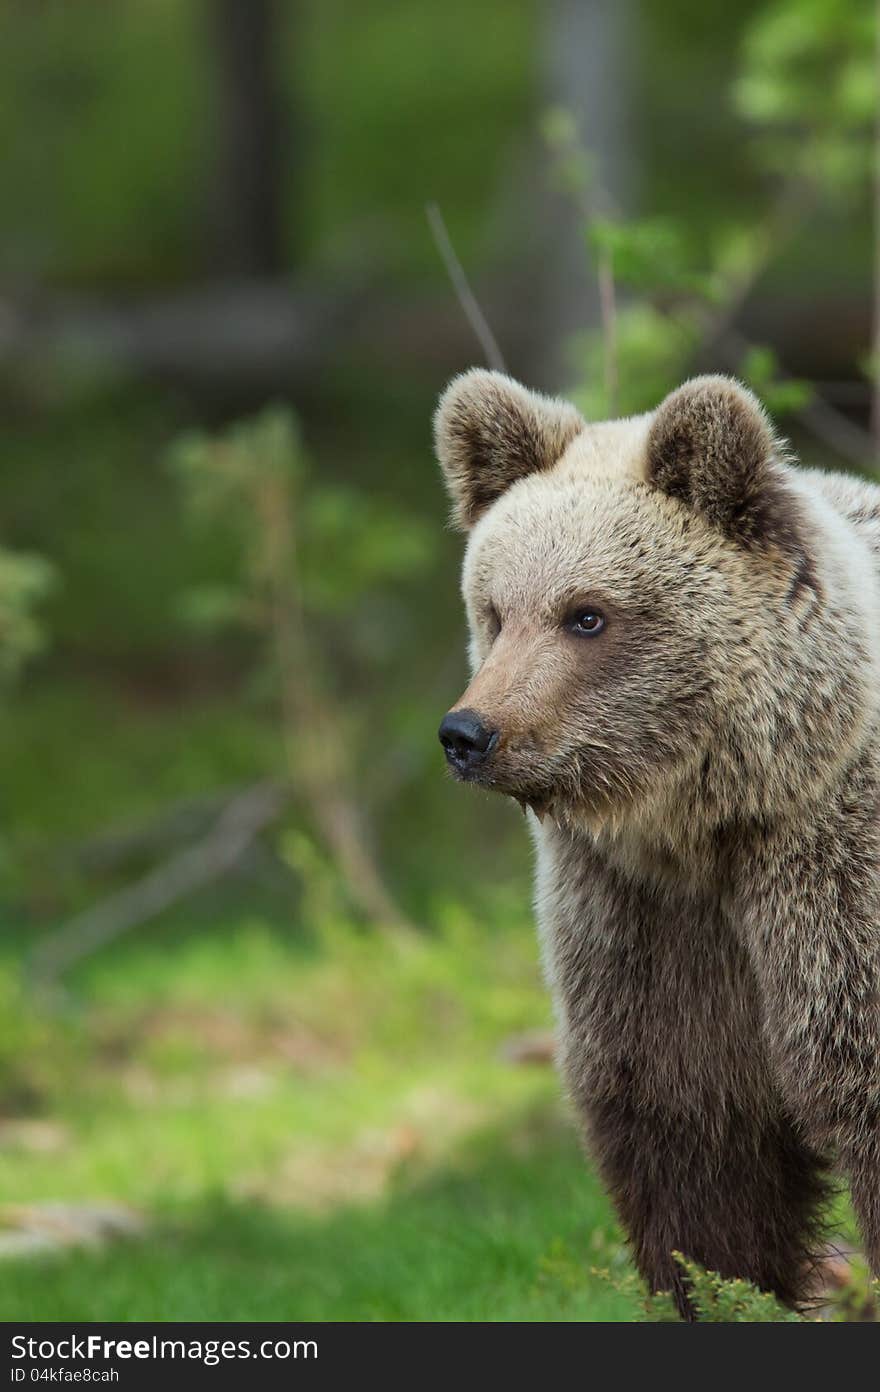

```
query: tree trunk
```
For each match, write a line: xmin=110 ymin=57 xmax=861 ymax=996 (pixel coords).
xmin=535 ymin=0 xmax=635 ymax=391
xmin=206 ymin=0 xmax=286 ymax=276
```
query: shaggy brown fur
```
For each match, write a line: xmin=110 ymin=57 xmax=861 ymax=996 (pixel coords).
xmin=433 ymin=369 xmax=880 ymax=1319
xmin=647 ymin=376 xmax=811 ymax=574
xmin=434 ymin=368 xmax=584 ymax=530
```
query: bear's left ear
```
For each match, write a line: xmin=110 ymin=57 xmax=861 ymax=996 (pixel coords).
xmin=434 ymin=368 xmax=584 ymax=530
xmin=646 ymin=375 xmax=800 ymax=558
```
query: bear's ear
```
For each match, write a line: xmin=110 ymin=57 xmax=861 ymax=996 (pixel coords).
xmin=645 ymin=375 xmax=800 ymax=556
xmin=434 ymin=369 xmax=584 ymax=530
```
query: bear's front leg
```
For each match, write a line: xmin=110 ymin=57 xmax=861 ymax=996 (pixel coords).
xmin=735 ymin=768 xmax=880 ymax=1278
xmin=584 ymin=1079 xmax=831 ymax=1318
xmin=541 ymin=837 xmax=830 ymax=1318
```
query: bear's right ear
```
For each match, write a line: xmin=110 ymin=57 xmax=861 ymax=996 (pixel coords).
xmin=433 ymin=369 xmax=584 ymax=530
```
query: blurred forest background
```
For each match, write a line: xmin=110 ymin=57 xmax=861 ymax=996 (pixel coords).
xmin=0 ymin=0 xmax=877 ymax=1321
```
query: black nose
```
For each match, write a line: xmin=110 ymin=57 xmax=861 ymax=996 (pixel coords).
xmin=438 ymin=709 xmax=498 ymax=771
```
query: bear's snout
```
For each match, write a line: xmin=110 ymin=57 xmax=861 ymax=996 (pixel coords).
xmin=438 ymin=708 xmax=498 ymax=776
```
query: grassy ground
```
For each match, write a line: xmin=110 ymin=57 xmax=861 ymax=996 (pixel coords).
xmin=0 ymin=871 xmax=640 ymax=1321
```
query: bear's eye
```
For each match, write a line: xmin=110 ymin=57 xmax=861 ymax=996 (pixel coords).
xmin=568 ymin=609 xmax=606 ymax=637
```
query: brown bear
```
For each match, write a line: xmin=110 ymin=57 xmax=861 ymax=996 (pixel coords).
xmin=433 ymin=368 xmax=880 ymax=1318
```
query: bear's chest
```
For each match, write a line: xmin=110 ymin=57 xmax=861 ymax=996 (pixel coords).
xmin=534 ymin=829 xmax=771 ymax=1111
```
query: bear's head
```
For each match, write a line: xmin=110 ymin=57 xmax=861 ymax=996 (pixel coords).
xmin=433 ymin=369 xmax=856 ymax=834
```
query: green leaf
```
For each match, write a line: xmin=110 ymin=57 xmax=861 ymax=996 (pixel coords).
xmin=0 ymin=547 xmax=56 ymax=685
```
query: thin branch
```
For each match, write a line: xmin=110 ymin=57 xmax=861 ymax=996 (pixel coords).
xmin=640 ymin=177 xmax=875 ymax=469
xmin=254 ymin=469 xmax=416 ymax=937
xmin=568 ymin=173 xmax=620 ymax=415
xmin=60 ymin=786 xmax=250 ymax=874
xmin=557 ymin=141 xmax=874 ymax=468
xmin=597 ymin=245 xmax=619 ymax=416
xmin=425 ymin=202 xmax=507 ymax=372
xmin=30 ymin=781 xmax=288 ymax=984
xmin=680 ymin=179 xmax=876 ymax=468
xmin=718 ymin=328 xmax=876 ymax=469
xmin=801 ymin=391 xmax=879 ymax=467
xmin=695 ymin=178 xmax=816 ymax=360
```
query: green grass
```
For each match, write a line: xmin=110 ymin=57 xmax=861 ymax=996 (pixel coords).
xmin=0 ymin=897 xmax=640 ymax=1322
xmin=1 ymin=1128 xmax=633 ymax=1322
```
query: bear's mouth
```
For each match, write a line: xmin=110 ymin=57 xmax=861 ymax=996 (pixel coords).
xmin=513 ymin=794 xmax=551 ymax=822
xmin=462 ymin=763 xmax=557 ymax=821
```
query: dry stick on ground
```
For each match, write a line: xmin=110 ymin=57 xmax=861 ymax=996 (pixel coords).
xmin=31 ymin=780 xmax=288 ymax=985
xmin=254 ymin=466 xmax=415 ymax=937
xmin=425 ymin=203 xmax=507 ymax=373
